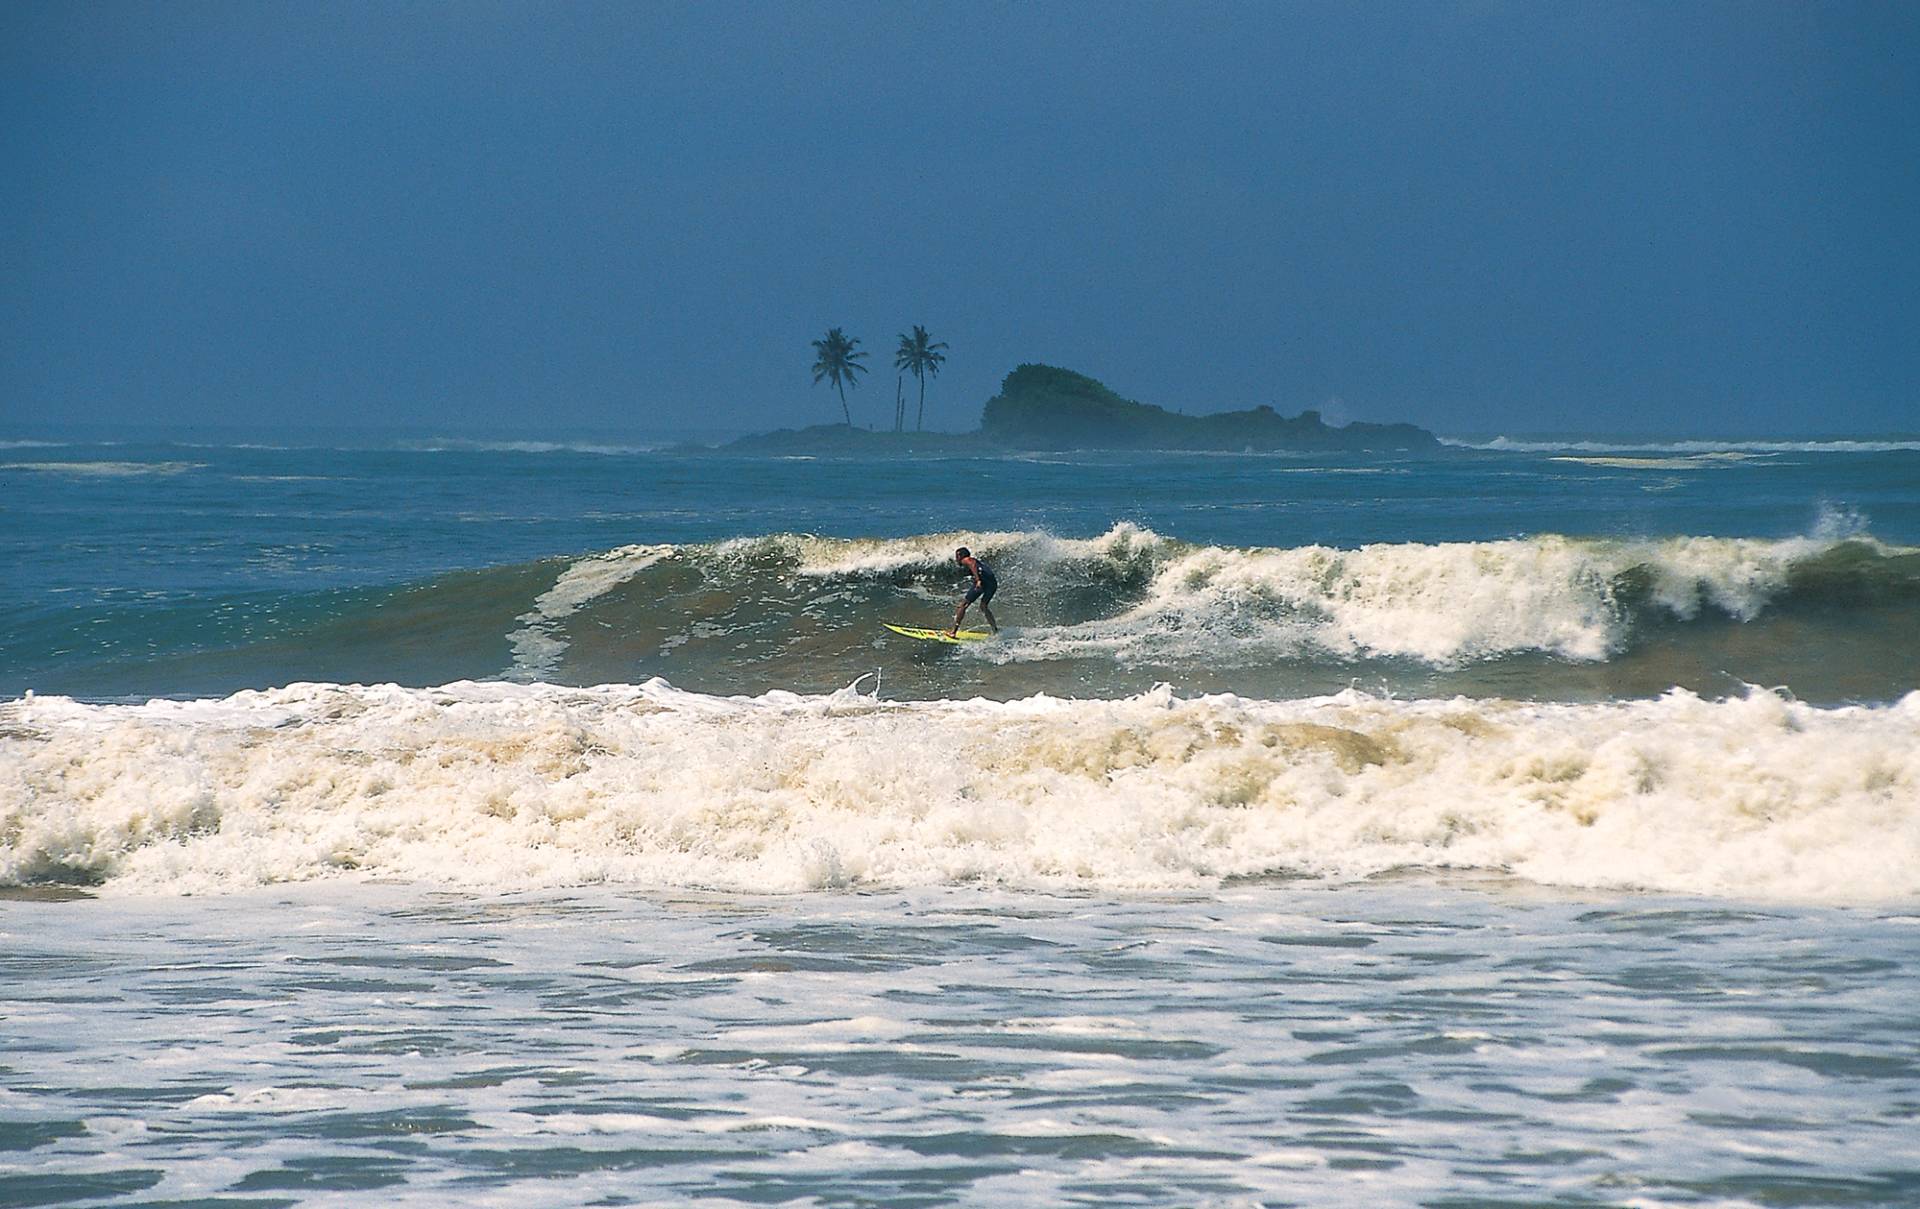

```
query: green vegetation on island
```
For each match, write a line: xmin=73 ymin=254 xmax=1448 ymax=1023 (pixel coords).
xmin=894 ymin=326 xmax=949 ymax=433
xmin=809 ymin=324 xmax=954 ymax=434
xmin=979 ymin=365 xmax=1440 ymax=451
xmin=808 ymin=328 xmax=869 ymax=426
xmin=723 ymin=355 xmax=1440 ymax=454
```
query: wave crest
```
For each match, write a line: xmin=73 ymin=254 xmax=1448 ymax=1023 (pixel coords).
xmin=753 ymin=523 xmax=1912 ymax=667
xmin=387 ymin=524 xmax=1920 ymax=685
xmin=12 ymin=523 xmax=1912 ymax=702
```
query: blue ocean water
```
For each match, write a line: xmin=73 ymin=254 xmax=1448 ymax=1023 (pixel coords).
xmin=4 ymin=436 xmax=1918 ymax=701
xmin=3 ymin=431 xmax=1919 ymax=1206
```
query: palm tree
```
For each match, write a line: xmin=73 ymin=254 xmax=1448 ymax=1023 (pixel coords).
xmin=810 ymin=327 xmax=869 ymax=426
xmin=894 ymin=325 xmax=949 ymax=432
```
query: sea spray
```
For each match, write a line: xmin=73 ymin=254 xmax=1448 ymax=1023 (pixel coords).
xmin=502 ymin=523 xmax=1920 ymax=674
xmin=5 ymin=680 xmax=1915 ymax=900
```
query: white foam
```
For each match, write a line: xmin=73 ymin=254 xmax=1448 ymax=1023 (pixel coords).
xmin=696 ymin=523 xmax=1166 ymax=581
xmin=976 ymin=527 xmax=1883 ymax=667
xmin=505 ymin=545 xmax=672 ymax=680
xmin=4 ymin=681 xmax=1915 ymax=902
xmin=1447 ymin=436 xmax=1920 ymax=454
xmin=1550 ymin=455 xmax=1740 ymax=470
xmin=1 ymin=460 xmax=204 ymax=476
xmin=399 ymin=438 xmax=665 ymax=455
xmin=638 ymin=522 xmax=1896 ymax=667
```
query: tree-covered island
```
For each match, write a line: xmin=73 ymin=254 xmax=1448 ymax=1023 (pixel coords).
xmin=718 ymin=363 xmax=1440 ymax=454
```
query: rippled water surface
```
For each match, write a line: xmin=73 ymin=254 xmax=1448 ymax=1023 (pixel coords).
xmin=5 ymin=437 xmax=1918 ymax=1205
xmin=5 ymin=880 xmax=1918 ymax=1207
xmin=6 ymin=442 xmax=1919 ymax=702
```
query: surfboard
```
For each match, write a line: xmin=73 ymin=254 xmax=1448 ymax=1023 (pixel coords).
xmin=883 ymin=623 xmax=992 ymax=643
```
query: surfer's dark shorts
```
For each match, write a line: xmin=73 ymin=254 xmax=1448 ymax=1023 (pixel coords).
xmin=965 ymin=577 xmax=997 ymax=605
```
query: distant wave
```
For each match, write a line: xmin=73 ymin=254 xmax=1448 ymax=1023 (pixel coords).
xmin=12 ymin=437 xmax=670 ymax=455
xmin=5 ymin=681 xmax=1914 ymax=901
xmin=174 ymin=438 xmax=669 ymax=455
xmin=1445 ymin=436 xmax=1920 ymax=454
xmin=0 ymin=460 xmax=204 ymax=477
xmin=1548 ymin=454 xmax=1762 ymax=470
xmin=395 ymin=438 xmax=668 ymax=456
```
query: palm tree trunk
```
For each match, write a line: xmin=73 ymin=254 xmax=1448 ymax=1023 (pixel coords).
xmin=836 ymin=380 xmax=851 ymax=426
xmin=916 ymin=370 xmax=926 ymax=432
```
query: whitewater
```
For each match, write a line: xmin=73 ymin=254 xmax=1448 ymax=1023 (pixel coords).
xmin=4 ymin=435 xmax=1918 ymax=1206
xmin=7 ymin=680 xmax=1917 ymax=902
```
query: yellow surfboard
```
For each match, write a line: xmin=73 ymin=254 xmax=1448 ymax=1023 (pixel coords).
xmin=883 ymin=623 xmax=992 ymax=643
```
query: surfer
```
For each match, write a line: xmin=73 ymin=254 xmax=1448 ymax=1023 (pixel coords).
xmin=949 ymin=547 xmax=999 ymax=637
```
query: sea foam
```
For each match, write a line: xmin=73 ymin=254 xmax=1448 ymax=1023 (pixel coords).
xmin=507 ymin=544 xmax=672 ymax=679
xmin=1446 ymin=436 xmax=1920 ymax=454
xmin=4 ymin=681 xmax=1914 ymax=901
xmin=0 ymin=460 xmax=205 ymax=477
xmin=711 ymin=522 xmax=1905 ymax=666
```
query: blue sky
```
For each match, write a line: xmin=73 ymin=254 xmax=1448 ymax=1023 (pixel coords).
xmin=3 ymin=1 xmax=1915 ymax=436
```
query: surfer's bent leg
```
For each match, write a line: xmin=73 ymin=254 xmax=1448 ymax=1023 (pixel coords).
xmin=952 ymin=582 xmax=984 ymax=636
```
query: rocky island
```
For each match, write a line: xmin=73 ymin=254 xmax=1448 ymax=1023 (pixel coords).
xmin=716 ymin=364 xmax=1440 ymax=454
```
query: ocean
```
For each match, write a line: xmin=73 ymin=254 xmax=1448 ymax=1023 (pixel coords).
xmin=3 ymin=433 xmax=1918 ymax=1206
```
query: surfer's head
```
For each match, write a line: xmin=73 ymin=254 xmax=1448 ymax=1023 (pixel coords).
xmin=955 ymin=547 xmax=971 ymax=563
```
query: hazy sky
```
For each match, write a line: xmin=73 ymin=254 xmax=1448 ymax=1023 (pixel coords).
xmin=4 ymin=1 xmax=1916 ymax=436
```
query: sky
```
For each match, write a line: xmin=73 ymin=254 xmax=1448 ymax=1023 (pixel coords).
xmin=3 ymin=1 xmax=1916 ymax=438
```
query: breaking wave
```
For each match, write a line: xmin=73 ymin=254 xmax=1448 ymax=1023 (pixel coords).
xmin=963 ymin=524 xmax=1913 ymax=666
xmin=393 ymin=438 xmax=669 ymax=455
xmin=1446 ymin=436 xmax=1920 ymax=454
xmin=3 ymin=681 xmax=1915 ymax=901
xmin=478 ymin=522 xmax=1918 ymax=674
xmin=10 ymin=523 xmax=1918 ymax=703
